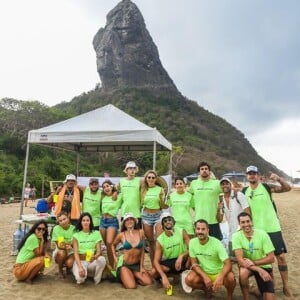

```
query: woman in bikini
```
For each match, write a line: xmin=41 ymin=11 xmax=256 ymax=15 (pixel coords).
xmin=112 ymin=212 xmax=153 ymax=289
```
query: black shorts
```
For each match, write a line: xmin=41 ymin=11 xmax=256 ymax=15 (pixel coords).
xmin=267 ymin=231 xmax=287 ymax=256
xmin=160 ymin=257 xmax=187 ymax=273
xmin=253 ymin=268 xmax=274 ymax=294
xmin=116 ymin=263 xmax=140 ymax=282
xmin=209 ymin=223 xmax=223 ymax=241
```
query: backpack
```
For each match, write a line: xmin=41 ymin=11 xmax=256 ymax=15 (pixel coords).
xmin=242 ymin=183 xmax=277 ymax=213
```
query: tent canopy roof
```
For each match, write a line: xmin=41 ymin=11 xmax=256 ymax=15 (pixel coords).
xmin=28 ymin=104 xmax=172 ymax=152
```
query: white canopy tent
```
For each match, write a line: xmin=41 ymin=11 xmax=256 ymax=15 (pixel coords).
xmin=20 ymin=104 xmax=172 ymax=215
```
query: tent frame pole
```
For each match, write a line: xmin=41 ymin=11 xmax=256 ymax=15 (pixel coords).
xmin=20 ymin=142 xmax=30 ymax=218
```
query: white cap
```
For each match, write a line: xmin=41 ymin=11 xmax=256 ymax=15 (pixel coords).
xmin=246 ymin=166 xmax=258 ymax=173
xmin=65 ymin=174 xmax=76 ymax=181
xmin=220 ymin=177 xmax=232 ymax=184
xmin=160 ymin=212 xmax=174 ymax=224
xmin=122 ymin=212 xmax=137 ymax=224
xmin=123 ymin=161 xmax=139 ymax=173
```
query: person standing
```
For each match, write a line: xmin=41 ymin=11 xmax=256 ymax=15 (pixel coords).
xmin=55 ymin=174 xmax=83 ymax=225
xmin=24 ymin=183 xmax=31 ymax=207
xmin=189 ymin=162 xmax=223 ymax=240
xmin=100 ymin=179 xmax=122 ymax=267
xmin=183 ymin=219 xmax=235 ymax=299
xmin=243 ymin=165 xmax=293 ymax=298
xmin=117 ymin=161 xmax=142 ymax=228
xmin=217 ymin=177 xmax=251 ymax=258
xmin=167 ymin=177 xmax=194 ymax=237
xmin=232 ymin=212 xmax=275 ymax=300
xmin=82 ymin=178 xmax=101 ymax=230
xmin=140 ymin=170 xmax=168 ymax=264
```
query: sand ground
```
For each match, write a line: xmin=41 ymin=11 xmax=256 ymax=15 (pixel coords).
xmin=0 ymin=189 xmax=299 ymax=299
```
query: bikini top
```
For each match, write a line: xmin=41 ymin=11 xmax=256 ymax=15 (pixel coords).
xmin=123 ymin=230 xmax=144 ymax=250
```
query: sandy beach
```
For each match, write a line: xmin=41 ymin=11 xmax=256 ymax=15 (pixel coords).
xmin=0 ymin=189 xmax=299 ymax=300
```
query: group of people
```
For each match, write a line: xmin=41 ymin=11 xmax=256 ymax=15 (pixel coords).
xmin=13 ymin=161 xmax=293 ymax=299
xmin=24 ymin=183 xmax=36 ymax=207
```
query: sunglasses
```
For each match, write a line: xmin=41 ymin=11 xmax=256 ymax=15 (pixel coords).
xmin=147 ymin=176 xmax=156 ymax=179
xmin=90 ymin=182 xmax=99 ymax=185
xmin=163 ymin=217 xmax=173 ymax=223
xmin=249 ymin=191 xmax=254 ymax=199
xmin=36 ymin=227 xmax=46 ymax=232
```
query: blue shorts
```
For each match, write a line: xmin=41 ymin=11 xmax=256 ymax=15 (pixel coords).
xmin=100 ymin=217 xmax=119 ymax=230
xmin=141 ymin=211 xmax=161 ymax=226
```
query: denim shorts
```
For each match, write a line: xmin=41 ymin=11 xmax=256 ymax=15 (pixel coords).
xmin=141 ymin=211 xmax=161 ymax=226
xmin=100 ymin=217 xmax=119 ymax=230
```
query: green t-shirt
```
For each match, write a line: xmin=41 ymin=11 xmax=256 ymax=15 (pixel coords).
xmin=82 ymin=188 xmax=101 ymax=227
xmin=167 ymin=191 xmax=194 ymax=235
xmin=118 ymin=177 xmax=141 ymax=218
xmin=244 ymin=184 xmax=281 ymax=232
xmin=232 ymin=228 xmax=274 ymax=268
xmin=51 ymin=224 xmax=75 ymax=244
xmin=16 ymin=234 xmax=39 ymax=264
xmin=189 ymin=236 xmax=228 ymax=275
xmin=189 ymin=178 xmax=221 ymax=224
xmin=143 ymin=185 xmax=163 ymax=209
xmin=101 ymin=194 xmax=122 ymax=217
xmin=157 ymin=228 xmax=187 ymax=260
xmin=73 ymin=230 xmax=102 ymax=254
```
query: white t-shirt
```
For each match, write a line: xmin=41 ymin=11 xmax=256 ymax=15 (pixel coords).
xmin=222 ymin=191 xmax=249 ymax=241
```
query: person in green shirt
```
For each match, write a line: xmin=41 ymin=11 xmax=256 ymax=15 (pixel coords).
xmin=13 ymin=220 xmax=50 ymax=283
xmin=232 ymin=212 xmax=275 ymax=300
xmin=183 ymin=219 xmax=235 ymax=299
xmin=244 ymin=165 xmax=293 ymax=298
xmin=151 ymin=212 xmax=190 ymax=290
xmin=72 ymin=212 xmax=106 ymax=284
xmin=188 ymin=162 xmax=222 ymax=240
xmin=51 ymin=212 xmax=75 ymax=278
xmin=82 ymin=177 xmax=101 ymax=230
xmin=100 ymin=179 xmax=122 ymax=267
xmin=117 ymin=161 xmax=142 ymax=228
xmin=167 ymin=176 xmax=194 ymax=236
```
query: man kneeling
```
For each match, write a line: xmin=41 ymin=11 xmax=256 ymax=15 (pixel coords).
xmin=232 ymin=212 xmax=275 ymax=300
xmin=151 ymin=212 xmax=190 ymax=290
xmin=184 ymin=219 xmax=235 ymax=299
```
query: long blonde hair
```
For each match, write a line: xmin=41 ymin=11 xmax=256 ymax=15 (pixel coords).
xmin=140 ymin=170 xmax=158 ymax=206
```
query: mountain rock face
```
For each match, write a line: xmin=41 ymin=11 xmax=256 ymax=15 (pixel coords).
xmin=93 ymin=0 xmax=179 ymax=94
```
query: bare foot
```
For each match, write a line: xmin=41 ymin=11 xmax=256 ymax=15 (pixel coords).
xmin=283 ymin=286 xmax=294 ymax=299
xmin=58 ymin=272 xmax=66 ymax=279
xmin=25 ymin=279 xmax=33 ymax=284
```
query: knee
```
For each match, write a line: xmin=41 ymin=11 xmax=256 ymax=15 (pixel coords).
xmin=96 ymin=256 xmax=106 ymax=266
xmin=239 ymin=268 xmax=250 ymax=282
xmin=276 ymin=253 xmax=286 ymax=265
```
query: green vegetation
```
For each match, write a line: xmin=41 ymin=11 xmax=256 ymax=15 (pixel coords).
xmin=0 ymin=89 xmax=282 ymax=199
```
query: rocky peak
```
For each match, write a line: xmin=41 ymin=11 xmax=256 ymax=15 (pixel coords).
xmin=93 ymin=0 xmax=180 ymax=95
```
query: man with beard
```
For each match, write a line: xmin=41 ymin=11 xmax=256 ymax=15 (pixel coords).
xmin=117 ymin=161 xmax=142 ymax=228
xmin=189 ymin=162 xmax=223 ymax=240
xmin=151 ymin=212 xmax=190 ymax=290
xmin=54 ymin=174 xmax=83 ymax=225
xmin=232 ymin=212 xmax=275 ymax=300
xmin=243 ymin=166 xmax=293 ymax=298
xmin=183 ymin=219 xmax=235 ymax=299
xmin=82 ymin=178 xmax=101 ymax=230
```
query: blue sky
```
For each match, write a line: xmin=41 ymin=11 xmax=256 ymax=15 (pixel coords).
xmin=0 ymin=0 xmax=299 ymax=177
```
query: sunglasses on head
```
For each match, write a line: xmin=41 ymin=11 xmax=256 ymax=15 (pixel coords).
xmin=147 ymin=176 xmax=156 ymax=179
xmin=36 ymin=227 xmax=46 ymax=232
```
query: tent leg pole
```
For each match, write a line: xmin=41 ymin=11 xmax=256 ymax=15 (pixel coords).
xmin=169 ymin=150 xmax=173 ymax=176
xmin=20 ymin=142 xmax=30 ymax=218
xmin=76 ymin=152 xmax=80 ymax=176
xmin=153 ymin=142 xmax=157 ymax=171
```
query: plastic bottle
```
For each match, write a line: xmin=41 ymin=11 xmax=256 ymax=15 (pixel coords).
xmin=11 ymin=225 xmax=24 ymax=255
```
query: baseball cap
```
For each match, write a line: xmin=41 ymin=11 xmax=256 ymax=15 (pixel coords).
xmin=89 ymin=177 xmax=99 ymax=184
xmin=246 ymin=166 xmax=258 ymax=174
xmin=160 ymin=212 xmax=174 ymax=224
xmin=220 ymin=177 xmax=232 ymax=184
xmin=123 ymin=161 xmax=139 ymax=173
xmin=65 ymin=174 xmax=76 ymax=182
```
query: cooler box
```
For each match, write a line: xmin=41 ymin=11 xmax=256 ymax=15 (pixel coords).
xmin=36 ymin=199 xmax=48 ymax=213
